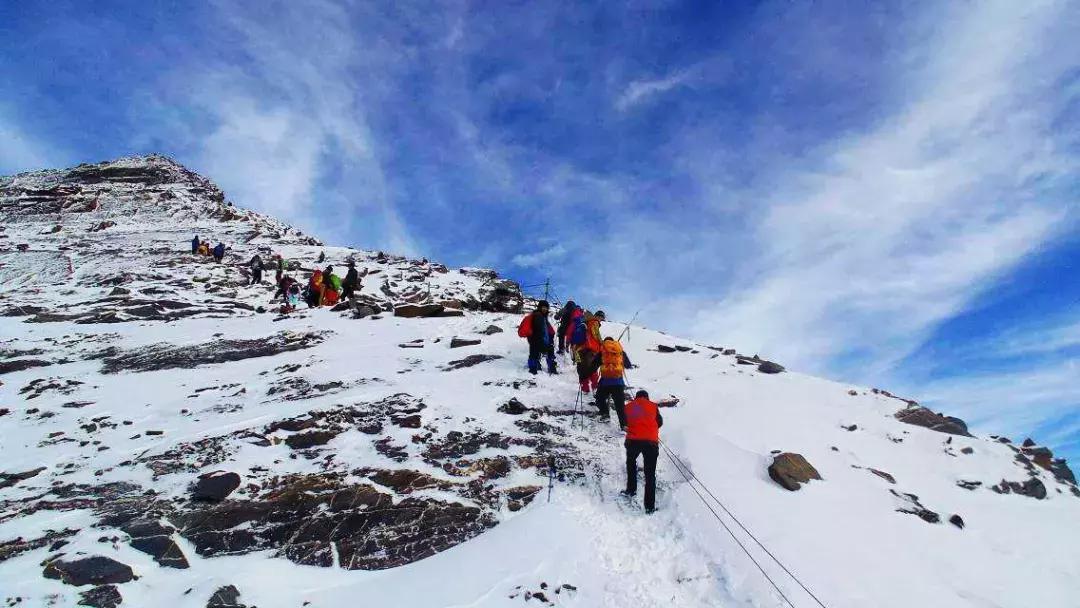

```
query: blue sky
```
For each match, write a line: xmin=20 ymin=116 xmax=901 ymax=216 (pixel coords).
xmin=2 ymin=1 xmax=1078 ymax=458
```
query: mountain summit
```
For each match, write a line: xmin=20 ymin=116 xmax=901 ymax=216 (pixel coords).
xmin=1 ymin=156 xmax=1077 ymax=608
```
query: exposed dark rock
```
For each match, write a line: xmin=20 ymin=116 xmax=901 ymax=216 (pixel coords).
xmin=173 ymin=473 xmax=497 ymax=570
xmin=285 ymin=430 xmax=339 ymax=449
xmin=394 ymin=304 xmax=444 ymax=318
xmin=206 ymin=585 xmax=247 ymax=608
xmin=192 ymin=472 xmax=242 ymax=502
xmin=101 ymin=332 xmax=325 ymax=374
xmin=0 ymin=528 xmax=78 ymax=563
xmin=956 ymin=480 xmax=982 ymax=490
xmin=480 ymin=325 xmax=503 ymax=335
xmin=443 ymin=354 xmax=503 ymax=371
xmin=128 ymin=533 xmax=189 ymax=569
xmin=506 ymin=486 xmax=541 ymax=512
xmin=842 ymin=424 xmax=858 ymax=432
xmin=477 ymin=278 xmax=523 ymax=313
xmin=78 ymin=585 xmax=122 ymax=608
xmin=1023 ymin=438 xmax=1037 ymax=447
xmin=993 ymin=478 xmax=1047 ymax=500
xmin=949 ymin=514 xmax=965 ymax=529
xmin=894 ymin=406 xmax=972 ymax=437
xmin=43 ymin=556 xmax=136 ymax=586
xmin=891 ymin=490 xmax=940 ymax=523
xmin=498 ymin=398 xmax=528 ymax=415
xmin=960 ymin=447 xmax=974 ymax=455
xmin=757 ymin=361 xmax=785 ymax=374
xmin=0 ymin=466 xmax=47 ymax=489
xmin=1050 ymin=459 xmax=1077 ymax=486
xmin=0 ymin=359 xmax=53 ymax=375
xmin=869 ymin=469 xmax=896 ymax=484
xmin=656 ymin=345 xmax=677 ymax=353
xmin=393 ymin=414 xmax=422 ymax=428
xmin=450 ymin=337 xmax=482 ymax=348
xmin=768 ymin=453 xmax=821 ymax=491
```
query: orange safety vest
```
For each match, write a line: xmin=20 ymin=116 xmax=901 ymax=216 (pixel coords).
xmin=625 ymin=397 xmax=660 ymax=442
xmin=600 ymin=339 xmax=624 ymax=379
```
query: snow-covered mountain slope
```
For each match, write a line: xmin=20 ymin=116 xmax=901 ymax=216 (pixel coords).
xmin=1 ymin=155 xmax=1078 ymax=608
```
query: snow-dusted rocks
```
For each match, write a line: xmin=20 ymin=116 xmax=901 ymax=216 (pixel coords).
xmin=767 ymin=452 xmax=821 ymax=491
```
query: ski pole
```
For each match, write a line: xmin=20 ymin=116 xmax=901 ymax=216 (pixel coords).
xmin=547 ymin=455 xmax=557 ymax=502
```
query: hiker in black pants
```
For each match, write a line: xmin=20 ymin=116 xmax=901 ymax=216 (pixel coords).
xmin=249 ymin=254 xmax=264 ymax=284
xmin=621 ymin=390 xmax=663 ymax=513
xmin=554 ymin=300 xmax=576 ymax=354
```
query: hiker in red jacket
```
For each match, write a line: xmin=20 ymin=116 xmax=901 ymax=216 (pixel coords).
xmin=518 ymin=300 xmax=557 ymax=375
xmin=622 ymin=389 xmax=663 ymax=513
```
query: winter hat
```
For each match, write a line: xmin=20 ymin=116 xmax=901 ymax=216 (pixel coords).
xmin=635 ymin=389 xmax=649 ymax=399
xmin=537 ymin=300 xmax=550 ymax=309
xmin=595 ymin=310 xmax=606 ymax=320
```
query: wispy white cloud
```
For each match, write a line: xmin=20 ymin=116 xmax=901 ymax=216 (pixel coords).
xmin=511 ymin=243 xmax=568 ymax=268
xmin=614 ymin=57 xmax=725 ymax=111
xmin=654 ymin=0 xmax=1079 ymax=377
xmin=916 ymin=358 xmax=1080 ymax=439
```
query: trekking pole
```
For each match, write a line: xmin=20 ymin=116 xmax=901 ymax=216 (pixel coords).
xmin=547 ymin=455 xmax=557 ymax=502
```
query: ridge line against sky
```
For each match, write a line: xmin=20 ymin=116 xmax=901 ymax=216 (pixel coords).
xmin=0 ymin=0 xmax=1077 ymax=458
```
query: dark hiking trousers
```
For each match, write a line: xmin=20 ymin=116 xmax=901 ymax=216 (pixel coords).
xmin=251 ymin=268 xmax=262 ymax=284
xmin=528 ymin=340 xmax=556 ymax=374
xmin=594 ymin=385 xmax=626 ymax=426
xmin=625 ymin=439 xmax=659 ymax=511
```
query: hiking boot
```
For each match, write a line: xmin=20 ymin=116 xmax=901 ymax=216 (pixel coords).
xmin=620 ymin=489 xmax=635 ymax=498
xmin=645 ymin=507 xmax=656 ymax=514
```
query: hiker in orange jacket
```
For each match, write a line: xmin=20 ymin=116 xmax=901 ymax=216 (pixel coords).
xmin=518 ymin=300 xmax=557 ymax=375
xmin=622 ymin=389 xmax=663 ymax=513
xmin=589 ymin=336 xmax=632 ymax=425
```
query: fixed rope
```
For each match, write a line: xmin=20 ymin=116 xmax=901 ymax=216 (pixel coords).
xmin=660 ymin=440 xmax=830 ymax=608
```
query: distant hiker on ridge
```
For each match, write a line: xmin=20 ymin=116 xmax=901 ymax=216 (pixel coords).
xmin=341 ymin=260 xmax=361 ymax=300
xmin=591 ymin=336 xmax=632 ymax=426
xmin=249 ymin=254 xmax=264 ymax=285
xmin=212 ymin=242 xmax=226 ymax=263
xmin=191 ymin=235 xmax=200 ymax=255
xmin=274 ymin=254 xmax=286 ymax=283
xmin=622 ymin=389 xmax=662 ymax=514
xmin=317 ymin=250 xmax=326 ymax=264
xmin=518 ymin=300 xmax=557 ymax=375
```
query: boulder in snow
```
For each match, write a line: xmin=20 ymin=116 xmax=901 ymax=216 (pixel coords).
xmin=993 ymin=478 xmax=1047 ymax=500
xmin=757 ymin=361 xmax=785 ymax=374
xmin=394 ymin=303 xmax=444 ymax=318
xmin=450 ymin=337 xmax=482 ymax=348
xmin=192 ymin=472 xmax=241 ymax=502
xmin=894 ymin=406 xmax=972 ymax=437
xmin=480 ymin=325 xmax=503 ymax=335
xmin=768 ymin=453 xmax=821 ymax=491
xmin=498 ymin=398 xmax=528 ymax=415
xmin=43 ymin=556 xmax=135 ymax=586
xmin=206 ymin=585 xmax=248 ymax=608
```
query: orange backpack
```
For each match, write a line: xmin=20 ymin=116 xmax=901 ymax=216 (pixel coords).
xmin=600 ymin=339 xmax=624 ymax=378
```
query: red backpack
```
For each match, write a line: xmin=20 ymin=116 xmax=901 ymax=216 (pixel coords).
xmin=517 ymin=315 xmax=533 ymax=338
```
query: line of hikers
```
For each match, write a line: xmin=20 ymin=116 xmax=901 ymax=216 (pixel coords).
xmin=190 ymin=235 xmax=227 ymax=263
xmin=519 ymin=299 xmax=663 ymax=513
xmin=273 ymin=259 xmax=364 ymax=314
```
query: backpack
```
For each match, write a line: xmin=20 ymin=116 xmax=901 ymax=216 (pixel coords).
xmin=570 ymin=316 xmax=587 ymax=345
xmin=517 ymin=315 xmax=533 ymax=338
xmin=600 ymin=340 xmax=624 ymax=378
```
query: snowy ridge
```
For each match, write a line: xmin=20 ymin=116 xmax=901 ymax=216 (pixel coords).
xmin=1 ymin=156 xmax=1078 ymax=608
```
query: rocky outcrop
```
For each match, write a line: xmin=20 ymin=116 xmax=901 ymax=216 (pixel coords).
xmin=768 ymin=453 xmax=821 ymax=491
xmin=992 ymin=478 xmax=1047 ymax=500
xmin=442 ymin=354 xmax=503 ymax=371
xmin=101 ymin=332 xmax=325 ymax=374
xmin=894 ymin=406 xmax=972 ymax=437
xmin=42 ymin=556 xmax=135 ymax=586
xmin=206 ymin=585 xmax=247 ymax=608
xmin=0 ymin=466 xmax=47 ymax=489
xmin=450 ymin=337 xmax=482 ymax=348
xmin=891 ymin=490 xmax=940 ymax=524
xmin=78 ymin=585 xmax=122 ymax=608
xmin=192 ymin=472 xmax=242 ymax=502
xmin=757 ymin=361 xmax=785 ymax=374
